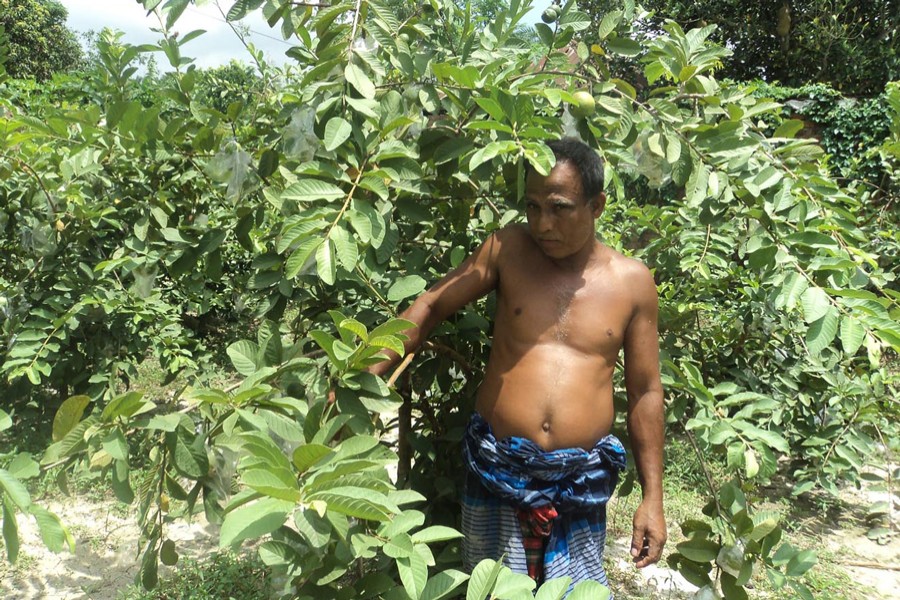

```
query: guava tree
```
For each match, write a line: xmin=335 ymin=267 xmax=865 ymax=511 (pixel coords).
xmin=0 ymin=0 xmax=84 ymax=80
xmin=1 ymin=0 xmax=898 ymax=598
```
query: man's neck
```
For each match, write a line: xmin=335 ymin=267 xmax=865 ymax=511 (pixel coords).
xmin=549 ymin=238 xmax=604 ymax=272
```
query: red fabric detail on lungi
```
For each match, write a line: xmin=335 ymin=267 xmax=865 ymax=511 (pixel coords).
xmin=515 ymin=505 xmax=559 ymax=583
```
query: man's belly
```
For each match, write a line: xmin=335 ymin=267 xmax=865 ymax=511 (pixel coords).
xmin=474 ymin=344 xmax=616 ymax=451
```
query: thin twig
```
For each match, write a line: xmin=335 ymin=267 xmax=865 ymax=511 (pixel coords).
xmin=14 ymin=158 xmax=57 ymax=213
xmin=822 ymin=408 xmax=860 ymax=468
xmin=347 ymin=0 xmax=364 ymax=59
xmin=215 ymin=2 xmax=267 ymax=74
xmin=840 ymin=561 xmax=900 ymax=571
xmin=697 ymin=224 xmax=712 ymax=265
xmin=354 ymin=265 xmax=392 ymax=310
xmin=483 ymin=197 xmax=502 ymax=220
xmin=684 ymin=427 xmax=723 ymax=515
xmin=387 ymin=353 xmax=415 ymax=387
xmin=326 ymin=157 xmax=368 ymax=238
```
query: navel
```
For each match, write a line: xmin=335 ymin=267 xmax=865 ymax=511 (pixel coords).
xmin=606 ymin=328 xmax=613 ymax=337
xmin=541 ymin=421 xmax=551 ymax=433
xmin=514 ymin=307 xmax=522 ymax=316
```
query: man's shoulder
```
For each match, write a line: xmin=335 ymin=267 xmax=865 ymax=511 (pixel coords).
xmin=602 ymin=244 xmax=650 ymax=275
xmin=464 ymin=225 xmax=533 ymax=280
xmin=606 ymin=249 xmax=652 ymax=276
xmin=485 ymin=224 xmax=534 ymax=259
xmin=491 ymin=223 xmax=531 ymax=245
xmin=603 ymin=248 xmax=657 ymax=294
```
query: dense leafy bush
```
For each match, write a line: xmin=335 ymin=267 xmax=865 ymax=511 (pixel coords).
xmin=1 ymin=1 xmax=898 ymax=598
xmin=748 ymin=82 xmax=893 ymax=186
xmin=581 ymin=0 xmax=900 ymax=96
xmin=0 ymin=0 xmax=83 ymax=81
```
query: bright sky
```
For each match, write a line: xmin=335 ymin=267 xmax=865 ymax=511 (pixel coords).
xmin=58 ymin=0 xmax=552 ymax=71
xmin=58 ymin=0 xmax=295 ymax=69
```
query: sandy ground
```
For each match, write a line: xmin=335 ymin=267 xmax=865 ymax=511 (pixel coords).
xmin=1 ymin=481 xmax=896 ymax=600
xmin=0 ymin=499 xmax=217 ymax=600
xmin=602 ymin=472 xmax=900 ymax=600
xmin=817 ymin=483 xmax=900 ymax=600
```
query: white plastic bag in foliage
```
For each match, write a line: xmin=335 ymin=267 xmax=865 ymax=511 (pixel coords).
xmin=20 ymin=217 xmax=58 ymax=257
xmin=631 ymin=130 xmax=672 ymax=188
xmin=131 ymin=263 xmax=158 ymax=299
xmin=206 ymin=139 xmax=251 ymax=201
xmin=561 ymin=107 xmax=581 ymax=139
xmin=208 ymin=446 xmax=240 ymax=501
xmin=351 ymin=34 xmax=378 ymax=52
xmin=282 ymin=107 xmax=319 ymax=162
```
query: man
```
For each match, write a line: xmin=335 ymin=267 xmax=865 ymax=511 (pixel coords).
xmin=370 ymin=138 xmax=666 ymax=588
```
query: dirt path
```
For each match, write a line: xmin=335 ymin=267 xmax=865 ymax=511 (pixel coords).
xmin=0 ymin=499 xmax=216 ymax=600
xmin=816 ymin=481 xmax=900 ymax=600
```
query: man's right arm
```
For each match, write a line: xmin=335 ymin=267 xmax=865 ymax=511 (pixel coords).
xmin=368 ymin=231 xmax=504 ymax=378
xmin=621 ymin=260 xmax=666 ymax=568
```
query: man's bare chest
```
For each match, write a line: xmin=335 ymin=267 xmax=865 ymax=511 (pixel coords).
xmin=495 ymin=262 xmax=633 ymax=351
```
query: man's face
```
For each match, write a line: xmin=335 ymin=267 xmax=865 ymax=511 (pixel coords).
xmin=524 ymin=161 xmax=603 ymax=260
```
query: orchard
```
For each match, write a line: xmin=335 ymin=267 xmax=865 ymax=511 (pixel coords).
xmin=1 ymin=1 xmax=898 ymax=599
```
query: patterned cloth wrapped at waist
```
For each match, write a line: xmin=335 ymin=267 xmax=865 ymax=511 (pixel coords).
xmin=461 ymin=413 xmax=626 ymax=588
xmin=463 ymin=412 xmax=627 ymax=513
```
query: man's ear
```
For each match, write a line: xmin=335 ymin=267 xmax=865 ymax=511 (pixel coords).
xmin=591 ymin=192 xmax=607 ymax=217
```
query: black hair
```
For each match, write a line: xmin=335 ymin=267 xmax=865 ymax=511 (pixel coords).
xmin=526 ymin=137 xmax=605 ymax=202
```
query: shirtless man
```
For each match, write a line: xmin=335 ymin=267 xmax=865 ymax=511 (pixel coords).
xmin=370 ymin=138 xmax=666 ymax=587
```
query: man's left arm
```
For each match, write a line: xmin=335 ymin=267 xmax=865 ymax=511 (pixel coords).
xmin=622 ymin=262 xmax=666 ymax=568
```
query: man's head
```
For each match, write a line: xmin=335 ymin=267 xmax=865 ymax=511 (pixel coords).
xmin=524 ymin=138 xmax=606 ymax=261
xmin=544 ymin=138 xmax=605 ymax=205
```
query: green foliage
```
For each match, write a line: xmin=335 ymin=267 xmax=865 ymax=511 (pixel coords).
xmin=582 ymin=0 xmax=900 ymax=95
xmin=1 ymin=1 xmax=898 ymax=599
xmin=0 ymin=28 xmax=278 ymax=396
xmin=0 ymin=0 xmax=84 ymax=81
xmin=29 ymin=315 xmax=478 ymax=598
xmin=878 ymin=82 xmax=900 ymax=201
xmin=0 ymin=24 xmax=8 ymax=82
xmin=669 ymin=479 xmax=815 ymax=598
xmin=749 ymin=81 xmax=894 ymax=186
xmin=0 ymin=407 xmax=73 ymax=563
xmin=192 ymin=61 xmax=263 ymax=115
xmin=118 ymin=551 xmax=271 ymax=600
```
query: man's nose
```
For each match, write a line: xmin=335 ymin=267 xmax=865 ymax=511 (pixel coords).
xmin=535 ymin=209 xmax=554 ymax=232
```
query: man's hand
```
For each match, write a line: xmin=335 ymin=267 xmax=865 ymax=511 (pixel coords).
xmin=630 ymin=499 xmax=666 ymax=568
